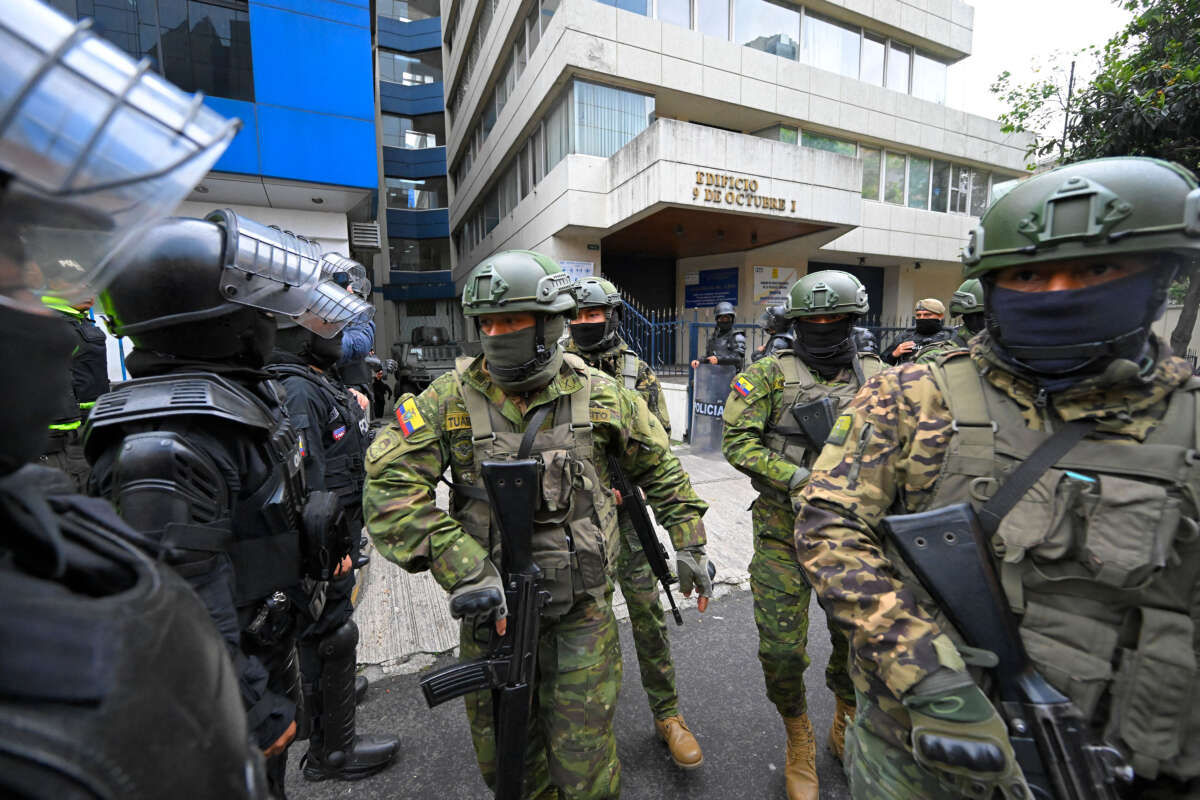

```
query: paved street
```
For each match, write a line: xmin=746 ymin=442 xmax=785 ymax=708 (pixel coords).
xmin=289 ymin=589 xmax=851 ymax=800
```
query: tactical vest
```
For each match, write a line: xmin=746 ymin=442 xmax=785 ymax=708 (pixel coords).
xmin=711 ymin=330 xmax=744 ymax=363
xmin=85 ymin=373 xmax=307 ymax=607
xmin=899 ymin=354 xmax=1200 ymax=781
xmin=754 ymin=352 xmax=884 ymax=503
xmin=70 ymin=316 xmax=110 ymax=409
xmin=450 ymin=354 xmax=619 ymax=618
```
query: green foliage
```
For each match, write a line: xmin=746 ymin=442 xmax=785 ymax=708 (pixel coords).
xmin=1170 ymin=276 xmax=1189 ymax=304
xmin=992 ymin=0 xmax=1200 ymax=174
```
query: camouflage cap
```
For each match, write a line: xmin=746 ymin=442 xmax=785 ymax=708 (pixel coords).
xmin=914 ymin=298 xmax=945 ymax=316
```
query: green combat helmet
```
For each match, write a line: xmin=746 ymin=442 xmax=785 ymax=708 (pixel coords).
xmin=962 ymin=156 xmax=1200 ymax=277
xmin=572 ymin=276 xmax=623 ymax=352
xmin=783 ymin=270 xmax=870 ymax=319
xmin=461 ymin=250 xmax=577 ymax=390
xmin=949 ymin=279 xmax=983 ymax=315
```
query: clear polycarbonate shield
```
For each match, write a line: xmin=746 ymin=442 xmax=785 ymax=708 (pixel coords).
xmin=0 ymin=0 xmax=238 ymax=304
xmin=290 ymin=279 xmax=374 ymax=338
xmin=208 ymin=209 xmax=326 ymax=317
xmin=319 ymin=252 xmax=371 ymax=298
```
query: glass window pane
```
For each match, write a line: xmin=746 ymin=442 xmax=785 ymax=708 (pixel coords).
xmin=734 ymin=0 xmax=798 ymax=60
xmin=912 ymin=52 xmax=946 ymax=104
xmin=883 ymin=152 xmax=906 ymax=205
xmin=516 ymin=31 xmax=527 ymax=71
xmin=907 ymin=155 xmax=930 ymax=209
xmin=800 ymin=12 xmax=860 ymax=78
xmin=379 ymin=48 xmax=442 ymax=86
xmin=861 ymin=33 xmax=884 ymax=86
xmin=572 ymin=80 xmax=656 ymax=158
xmin=950 ymin=164 xmax=969 ymax=213
xmin=532 ymin=126 xmax=544 ymax=182
xmin=520 ymin=144 xmax=530 ymax=197
xmin=800 ymin=130 xmax=856 ymax=157
xmin=527 ymin=7 xmax=541 ymax=51
xmin=597 ymin=0 xmax=649 ymax=14
xmin=695 ymin=0 xmax=727 ymax=39
xmin=540 ymin=0 xmax=559 ymax=33
xmin=386 ymin=177 xmax=448 ymax=209
xmin=753 ymin=124 xmax=796 ymax=143
xmin=388 ymin=237 xmax=451 ymax=271
xmin=544 ymin=91 xmax=570 ymax=171
xmin=886 ymin=42 xmax=910 ymax=92
xmin=379 ymin=0 xmax=439 ymax=22
xmin=970 ymin=170 xmax=991 ymax=216
xmin=484 ymin=190 xmax=500 ymax=233
xmin=861 ymin=147 xmax=881 ymax=200
xmin=658 ymin=0 xmax=690 ymax=29
xmin=930 ymin=159 xmax=950 ymax=212
xmin=481 ymin=92 xmax=496 ymax=136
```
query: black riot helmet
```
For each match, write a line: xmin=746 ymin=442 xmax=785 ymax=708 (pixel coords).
xmin=101 ymin=211 xmax=372 ymax=368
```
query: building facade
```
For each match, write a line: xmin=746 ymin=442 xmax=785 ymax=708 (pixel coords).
xmin=439 ymin=0 xmax=1031 ymax=347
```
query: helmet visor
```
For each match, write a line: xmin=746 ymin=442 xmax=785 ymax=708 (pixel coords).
xmin=211 ymin=209 xmax=326 ymax=317
xmin=289 ymin=279 xmax=374 ymax=338
xmin=319 ymin=252 xmax=371 ymax=298
xmin=0 ymin=0 xmax=237 ymax=305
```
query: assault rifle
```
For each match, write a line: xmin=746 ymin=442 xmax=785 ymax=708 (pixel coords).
xmin=418 ymin=459 xmax=547 ymax=800
xmin=608 ymin=455 xmax=684 ymax=625
xmin=882 ymin=503 xmax=1133 ymax=800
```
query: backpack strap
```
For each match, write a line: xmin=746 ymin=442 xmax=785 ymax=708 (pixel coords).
xmin=928 ymin=352 xmax=996 ymax=478
xmin=622 ymin=352 xmax=639 ymax=391
xmin=776 ymin=352 xmax=816 ymax=411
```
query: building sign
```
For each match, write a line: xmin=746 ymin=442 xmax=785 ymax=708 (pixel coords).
xmin=692 ymin=171 xmax=796 ymax=213
xmin=684 ymin=267 xmax=739 ymax=309
xmin=559 ymin=260 xmax=594 ymax=280
xmin=753 ymin=266 xmax=797 ymax=306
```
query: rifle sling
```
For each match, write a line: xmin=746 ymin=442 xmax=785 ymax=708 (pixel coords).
xmin=976 ymin=418 xmax=1099 ymax=537
xmin=517 ymin=403 xmax=554 ymax=459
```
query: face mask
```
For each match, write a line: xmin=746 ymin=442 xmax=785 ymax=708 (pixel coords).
xmin=0 ymin=306 xmax=77 ymax=474
xmin=482 ymin=316 xmax=564 ymax=393
xmin=962 ymin=313 xmax=985 ymax=335
xmin=307 ymin=331 xmax=343 ymax=370
xmin=915 ymin=318 xmax=944 ymax=336
xmin=987 ymin=269 xmax=1159 ymax=383
xmin=716 ymin=317 xmax=733 ymax=334
xmin=570 ymin=320 xmax=608 ymax=352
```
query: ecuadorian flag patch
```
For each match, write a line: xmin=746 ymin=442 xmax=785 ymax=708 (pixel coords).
xmin=733 ymin=375 xmax=755 ymax=397
xmin=396 ymin=396 xmax=426 ymax=437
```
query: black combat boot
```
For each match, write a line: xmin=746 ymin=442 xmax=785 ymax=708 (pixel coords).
xmin=301 ymin=621 xmax=399 ymax=782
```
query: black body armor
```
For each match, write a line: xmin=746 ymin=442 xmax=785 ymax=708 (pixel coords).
xmin=707 ymin=330 xmax=746 ymax=368
xmin=69 ymin=315 xmax=110 ymax=413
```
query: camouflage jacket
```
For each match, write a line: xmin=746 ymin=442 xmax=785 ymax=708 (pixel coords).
xmin=565 ymin=336 xmax=671 ymax=434
xmin=913 ymin=326 xmax=973 ymax=365
xmin=363 ymin=354 xmax=707 ymax=593
xmin=795 ymin=336 xmax=1194 ymax=705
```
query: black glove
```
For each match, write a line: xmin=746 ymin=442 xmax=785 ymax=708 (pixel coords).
xmin=448 ymin=560 xmax=507 ymax=629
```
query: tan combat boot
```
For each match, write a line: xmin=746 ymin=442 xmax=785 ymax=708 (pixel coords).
xmin=782 ymin=714 xmax=819 ymax=800
xmin=828 ymin=697 xmax=856 ymax=761
xmin=654 ymin=715 xmax=703 ymax=769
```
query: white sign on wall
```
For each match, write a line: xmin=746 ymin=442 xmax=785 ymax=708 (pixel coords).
xmin=559 ymin=260 xmax=595 ymax=280
xmin=753 ymin=266 xmax=797 ymax=306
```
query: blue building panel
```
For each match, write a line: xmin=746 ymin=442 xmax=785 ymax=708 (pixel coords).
xmin=380 ymin=81 xmax=445 ymax=116
xmin=250 ymin=3 xmax=374 ymax=120
xmin=259 ymin=106 xmax=377 ymax=187
xmin=383 ymin=146 xmax=447 ymax=179
xmin=203 ymin=97 xmax=260 ymax=175
xmin=378 ymin=17 xmax=442 ymax=52
xmin=387 ymin=208 xmax=450 ymax=239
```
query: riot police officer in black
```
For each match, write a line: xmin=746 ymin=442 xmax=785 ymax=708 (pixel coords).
xmin=85 ymin=210 xmax=372 ymax=798
xmin=267 ymin=319 xmax=400 ymax=782
xmin=0 ymin=1 xmax=267 ymax=796
xmin=691 ymin=300 xmax=746 ymax=369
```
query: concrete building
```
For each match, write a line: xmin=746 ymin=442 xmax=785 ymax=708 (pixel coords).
xmin=439 ymin=0 xmax=1032 ymax=344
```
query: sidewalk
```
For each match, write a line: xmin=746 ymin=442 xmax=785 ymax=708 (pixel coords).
xmin=353 ymin=446 xmax=757 ymax=677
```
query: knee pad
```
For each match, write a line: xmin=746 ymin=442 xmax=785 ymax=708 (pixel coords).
xmin=317 ymin=619 xmax=358 ymax=661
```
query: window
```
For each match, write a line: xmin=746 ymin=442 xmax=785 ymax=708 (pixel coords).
xmin=378 ymin=49 xmax=441 ymax=85
xmin=159 ymin=0 xmax=254 ymax=101
xmin=483 ymin=191 xmax=500 ymax=233
xmin=573 ymin=81 xmax=655 ymax=158
xmin=734 ymin=0 xmax=799 ymax=61
xmin=801 ymin=130 xmax=856 ymax=157
xmin=544 ymin=90 xmax=571 ymax=172
xmin=931 ymin=159 xmax=950 ymax=212
xmin=381 ymin=113 xmax=445 ymax=149
xmin=860 ymin=33 xmax=885 ymax=86
xmin=405 ymin=300 xmax=437 ymax=317
xmin=657 ymin=0 xmax=690 ymax=29
xmin=696 ymin=0 xmax=727 ymax=40
xmin=912 ymin=52 xmax=947 ymax=104
xmin=389 ymin=237 xmax=451 ymax=271
xmin=970 ymin=170 xmax=992 ymax=216
xmin=753 ymin=124 xmax=798 ymax=144
xmin=801 ymin=12 xmax=859 ymax=79
xmin=861 ymin=147 xmax=881 ymax=200
xmin=907 ymin=155 xmax=930 ymax=209
xmin=385 ymin=177 xmax=448 ymax=209
xmin=481 ymin=93 xmax=497 ymax=136
xmin=527 ymin=6 xmax=541 ymax=52
xmin=886 ymin=41 xmax=910 ymax=92
xmin=949 ymin=164 xmax=970 ymax=213
xmin=531 ymin=126 xmax=544 ymax=182
xmin=378 ymin=0 xmax=439 ymax=22
xmin=597 ymin=0 xmax=649 ymax=14
xmin=883 ymin=152 xmax=906 ymax=205
xmin=541 ymin=0 xmax=559 ymax=31
xmin=519 ymin=144 xmax=531 ymax=197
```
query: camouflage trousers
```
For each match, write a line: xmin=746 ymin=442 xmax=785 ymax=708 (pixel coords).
xmin=750 ymin=497 xmax=854 ymax=717
xmin=460 ymin=589 xmax=622 ymax=800
xmin=614 ymin=514 xmax=679 ymax=720
xmin=843 ymin=690 xmax=953 ymax=800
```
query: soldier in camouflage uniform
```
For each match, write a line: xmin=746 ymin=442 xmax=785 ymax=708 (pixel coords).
xmin=795 ymin=157 xmax=1200 ymax=799
xmin=565 ymin=276 xmax=703 ymax=770
xmin=913 ymin=279 xmax=984 ymax=365
xmin=722 ymin=270 xmax=884 ymax=800
xmin=363 ymin=252 xmax=712 ymax=799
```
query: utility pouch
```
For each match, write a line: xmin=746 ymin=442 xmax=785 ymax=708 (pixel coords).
xmin=790 ymin=397 xmax=837 ymax=448
xmin=568 ymin=516 xmax=609 ymax=599
xmin=300 ymin=490 xmax=348 ymax=581
xmin=1018 ymin=600 xmax=1118 ymax=718
xmin=1079 ymin=475 xmax=1180 ymax=588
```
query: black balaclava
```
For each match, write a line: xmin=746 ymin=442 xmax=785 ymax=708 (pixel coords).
xmin=0 ymin=305 xmax=77 ymax=474
xmin=914 ymin=317 xmax=944 ymax=336
xmin=716 ymin=315 xmax=734 ymax=335
xmin=307 ymin=331 xmax=344 ymax=371
xmin=961 ymin=313 xmax=985 ymax=335
xmin=239 ymin=311 xmax=277 ymax=368
xmin=793 ymin=317 xmax=855 ymax=377
xmin=985 ymin=267 xmax=1171 ymax=391
xmin=570 ymin=307 xmax=618 ymax=352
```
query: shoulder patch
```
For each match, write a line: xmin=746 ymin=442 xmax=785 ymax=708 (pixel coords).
xmin=589 ymin=406 xmax=612 ymax=424
xmin=827 ymin=414 xmax=853 ymax=446
xmin=733 ymin=375 xmax=755 ymax=397
xmin=396 ymin=396 xmax=427 ymax=437
xmin=366 ymin=428 xmax=402 ymax=463
xmin=445 ymin=411 xmax=471 ymax=431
